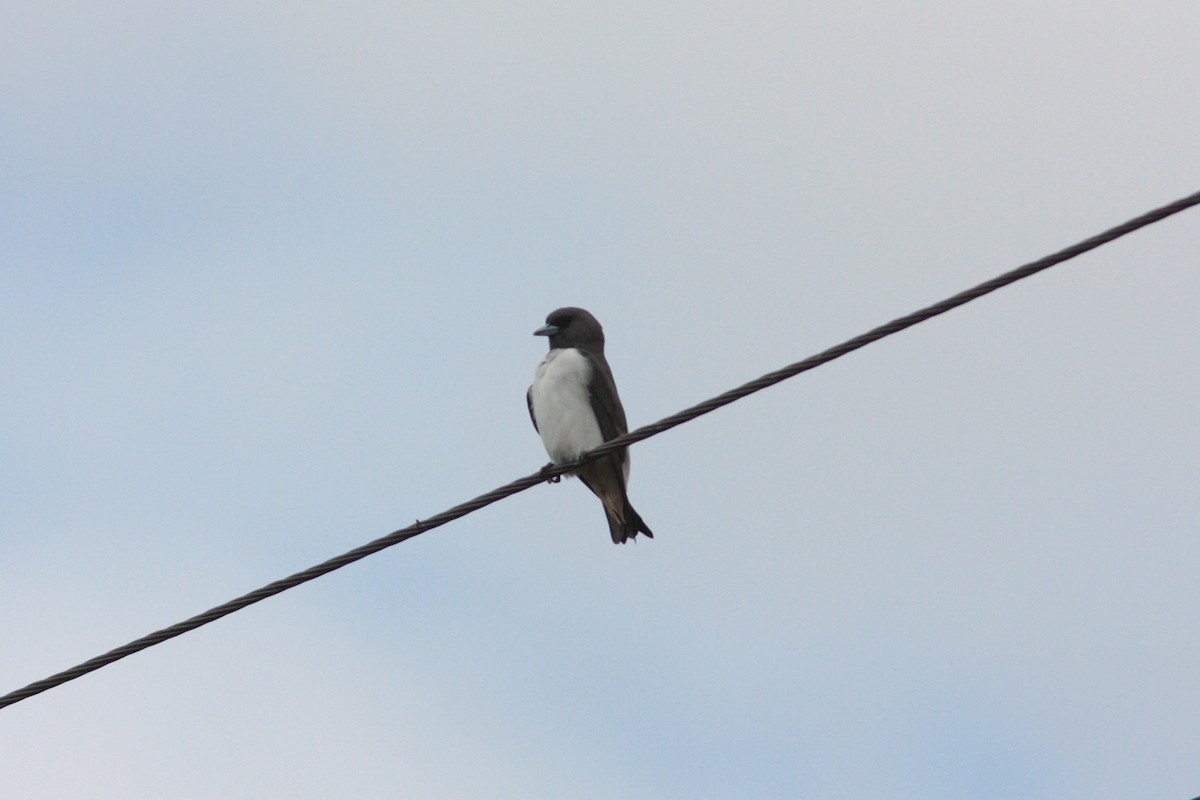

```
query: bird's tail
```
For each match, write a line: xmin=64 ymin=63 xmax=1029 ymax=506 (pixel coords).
xmin=580 ymin=468 xmax=654 ymax=545
xmin=606 ymin=498 xmax=654 ymax=545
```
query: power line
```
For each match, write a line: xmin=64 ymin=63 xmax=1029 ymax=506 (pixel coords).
xmin=3 ymin=188 xmax=1198 ymax=712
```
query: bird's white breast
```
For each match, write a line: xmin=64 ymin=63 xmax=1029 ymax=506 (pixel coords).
xmin=530 ymin=348 xmax=604 ymax=464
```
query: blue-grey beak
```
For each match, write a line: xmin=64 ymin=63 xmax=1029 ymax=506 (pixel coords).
xmin=533 ymin=324 xmax=559 ymax=337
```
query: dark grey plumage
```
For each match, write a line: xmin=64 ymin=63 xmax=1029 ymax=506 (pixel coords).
xmin=527 ymin=307 xmax=653 ymax=544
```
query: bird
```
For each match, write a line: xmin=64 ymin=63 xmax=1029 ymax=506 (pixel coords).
xmin=527 ymin=307 xmax=654 ymax=544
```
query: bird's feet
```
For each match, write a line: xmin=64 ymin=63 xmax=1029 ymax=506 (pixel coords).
xmin=540 ymin=463 xmax=562 ymax=484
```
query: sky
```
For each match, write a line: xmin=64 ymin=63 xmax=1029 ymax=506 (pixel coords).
xmin=2 ymin=2 xmax=1199 ymax=798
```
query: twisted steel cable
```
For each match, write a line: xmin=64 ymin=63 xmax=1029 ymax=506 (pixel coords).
xmin=2 ymin=188 xmax=1198 ymax=711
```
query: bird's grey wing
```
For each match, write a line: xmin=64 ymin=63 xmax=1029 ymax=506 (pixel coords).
xmin=580 ymin=351 xmax=630 ymax=482
xmin=526 ymin=386 xmax=539 ymax=433
xmin=580 ymin=352 xmax=626 ymax=440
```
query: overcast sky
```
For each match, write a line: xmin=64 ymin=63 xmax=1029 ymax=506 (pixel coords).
xmin=3 ymin=3 xmax=1199 ymax=798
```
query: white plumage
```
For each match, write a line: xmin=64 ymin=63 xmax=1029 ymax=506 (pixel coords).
xmin=529 ymin=348 xmax=606 ymax=467
xmin=527 ymin=306 xmax=650 ymax=543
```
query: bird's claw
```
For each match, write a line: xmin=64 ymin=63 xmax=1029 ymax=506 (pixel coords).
xmin=540 ymin=463 xmax=562 ymax=484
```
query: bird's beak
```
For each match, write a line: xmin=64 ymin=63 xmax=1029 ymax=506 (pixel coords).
xmin=533 ymin=324 xmax=559 ymax=337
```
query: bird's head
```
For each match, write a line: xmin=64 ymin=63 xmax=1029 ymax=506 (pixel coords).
xmin=534 ymin=307 xmax=605 ymax=353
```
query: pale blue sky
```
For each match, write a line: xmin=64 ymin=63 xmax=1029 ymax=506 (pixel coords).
xmin=3 ymin=3 xmax=1199 ymax=798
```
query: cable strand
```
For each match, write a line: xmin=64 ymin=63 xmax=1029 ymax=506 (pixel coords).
xmin=2 ymin=188 xmax=1197 ymax=711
